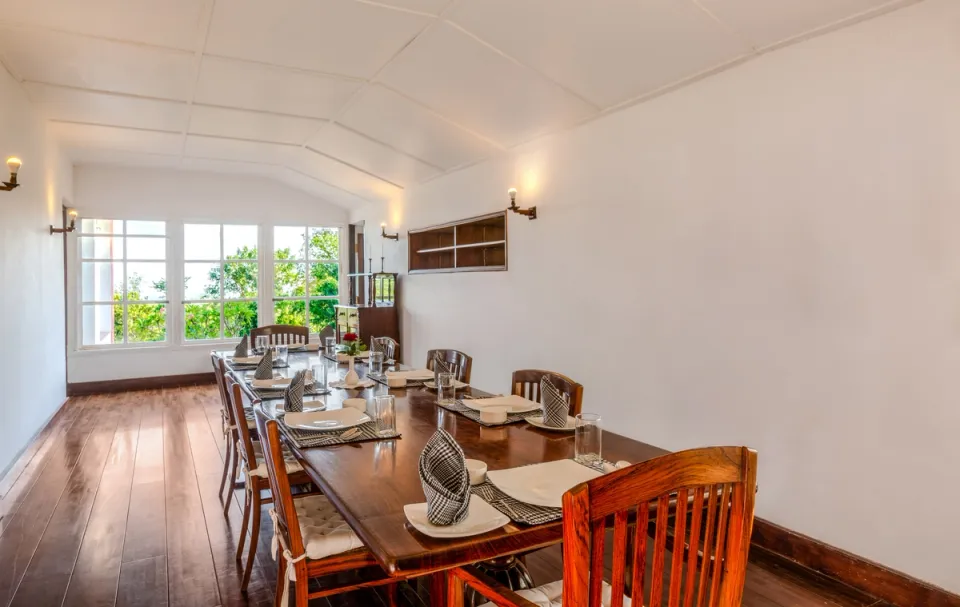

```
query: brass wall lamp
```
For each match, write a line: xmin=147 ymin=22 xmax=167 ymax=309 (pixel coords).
xmin=381 ymin=222 xmax=399 ymax=240
xmin=507 ymin=187 xmax=536 ymax=220
xmin=51 ymin=208 xmax=78 ymax=234
xmin=1 ymin=157 xmax=21 ymax=191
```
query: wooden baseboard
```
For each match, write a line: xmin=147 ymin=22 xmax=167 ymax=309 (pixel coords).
xmin=67 ymin=372 xmax=215 ymax=396
xmin=752 ymin=518 xmax=960 ymax=607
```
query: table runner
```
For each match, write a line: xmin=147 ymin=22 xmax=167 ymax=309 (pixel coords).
xmin=437 ymin=400 xmax=539 ymax=427
xmin=278 ymin=418 xmax=400 ymax=449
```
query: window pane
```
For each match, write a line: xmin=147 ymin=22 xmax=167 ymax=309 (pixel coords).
xmin=126 ymin=237 xmax=166 ymax=260
xmin=308 ymin=300 xmax=335 ymax=334
xmin=184 ymin=224 xmax=220 ymax=260
xmin=184 ymin=302 xmax=221 ymax=340
xmin=309 ymin=227 xmax=339 ymax=260
xmin=80 ymin=236 xmax=123 ymax=260
xmin=127 ymin=304 xmax=166 ymax=343
xmin=126 ymin=220 xmax=165 ymax=236
xmin=309 ymin=263 xmax=339 ymax=296
xmin=274 ymin=262 xmax=305 ymax=297
xmin=126 ymin=262 xmax=166 ymax=301
xmin=224 ymin=225 xmax=258 ymax=259
xmin=274 ymin=300 xmax=305 ymax=326
xmin=82 ymin=304 xmax=121 ymax=345
xmin=184 ymin=262 xmax=220 ymax=300
xmin=82 ymin=261 xmax=123 ymax=302
xmin=274 ymin=226 xmax=305 ymax=260
xmin=223 ymin=262 xmax=257 ymax=299
xmin=224 ymin=301 xmax=258 ymax=338
xmin=80 ymin=219 xmax=122 ymax=234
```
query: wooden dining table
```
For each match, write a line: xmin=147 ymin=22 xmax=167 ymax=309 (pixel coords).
xmin=224 ymin=350 xmax=670 ymax=604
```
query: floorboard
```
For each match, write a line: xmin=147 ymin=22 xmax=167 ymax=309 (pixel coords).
xmin=0 ymin=386 xmax=895 ymax=607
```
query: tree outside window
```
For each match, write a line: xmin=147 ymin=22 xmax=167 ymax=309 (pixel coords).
xmin=273 ymin=227 xmax=339 ymax=334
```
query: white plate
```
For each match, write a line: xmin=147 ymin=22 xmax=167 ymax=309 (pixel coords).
xmin=253 ymin=377 xmax=292 ymax=389
xmin=386 ymin=369 xmax=434 ymax=382
xmin=460 ymin=394 xmax=540 ymax=414
xmin=274 ymin=401 xmax=327 ymax=414
xmin=232 ymin=355 xmax=262 ymax=364
xmin=526 ymin=415 xmax=576 ymax=432
xmin=284 ymin=408 xmax=371 ymax=431
xmin=423 ymin=380 xmax=469 ymax=390
xmin=404 ymin=495 xmax=509 ymax=538
xmin=329 ymin=379 xmax=375 ymax=390
xmin=486 ymin=460 xmax=603 ymax=508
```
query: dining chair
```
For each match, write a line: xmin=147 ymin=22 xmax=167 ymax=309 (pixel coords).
xmin=448 ymin=446 xmax=758 ymax=607
xmin=250 ymin=324 xmax=310 ymax=346
xmin=226 ymin=373 xmax=314 ymax=592
xmin=511 ymin=369 xmax=584 ymax=417
xmin=252 ymin=407 xmax=415 ymax=607
xmin=213 ymin=353 xmax=252 ymax=512
xmin=372 ymin=336 xmax=399 ymax=362
xmin=317 ymin=323 xmax=335 ymax=343
xmin=426 ymin=349 xmax=473 ymax=383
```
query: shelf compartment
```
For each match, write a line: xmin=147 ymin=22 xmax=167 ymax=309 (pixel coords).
xmin=408 ymin=211 xmax=508 ymax=275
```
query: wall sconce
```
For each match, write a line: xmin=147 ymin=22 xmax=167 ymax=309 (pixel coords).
xmin=51 ymin=208 xmax=78 ymax=234
xmin=381 ymin=222 xmax=399 ymax=241
xmin=507 ymin=187 xmax=537 ymax=220
xmin=1 ymin=157 xmax=21 ymax=191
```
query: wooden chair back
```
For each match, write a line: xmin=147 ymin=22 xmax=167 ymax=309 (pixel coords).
xmin=251 ymin=324 xmax=310 ymax=346
xmin=211 ymin=352 xmax=229 ymax=410
xmin=372 ymin=337 xmax=399 ymax=361
xmin=317 ymin=324 xmax=335 ymax=342
xmin=562 ymin=446 xmax=757 ymax=607
xmin=511 ymin=369 xmax=584 ymax=417
xmin=426 ymin=349 xmax=473 ymax=383
xmin=225 ymin=373 xmax=259 ymax=469
xmin=253 ymin=408 xmax=308 ymax=564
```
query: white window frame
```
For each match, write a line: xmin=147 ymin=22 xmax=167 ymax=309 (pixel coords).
xmin=76 ymin=219 xmax=169 ymax=350
xmin=182 ymin=223 xmax=262 ymax=343
xmin=271 ymin=226 xmax=342 ymax=335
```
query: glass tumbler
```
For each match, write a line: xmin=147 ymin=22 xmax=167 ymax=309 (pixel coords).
xmin=374 ymin=395 xmax=397 ymax=436
xmin=255 ymin=335 xmax=268 ymax=354
xmin=437 ymin=372 xmax=456 ymax=405
xmin=324 ymin=336 xmax=337 ymax=356
xmin=368 ymin=351 xmax=384 ymax=376
xmin=310 ymin=364 xmax=327 ymax=388
xmin=575 ymin=413 xmax=603 ymax=467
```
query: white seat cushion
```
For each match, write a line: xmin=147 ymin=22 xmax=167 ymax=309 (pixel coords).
xmin=247 ymin=441 xmax=303 ymax=478
xmin=478 ymin=580 xmax=632 ymax=607
xmin=294 ymin=494 xmax=366 ymax=560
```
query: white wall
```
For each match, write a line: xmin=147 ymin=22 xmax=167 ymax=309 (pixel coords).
xmin=68 ymin=166 xmax=348 ymax=382
xmin=353 ymin=0 xmax=960 ymax=593
xmin=0 ymin=67 xmax=73 ymax=474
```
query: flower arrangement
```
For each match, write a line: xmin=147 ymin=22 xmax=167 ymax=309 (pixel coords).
xmin=339 ymin=332 xmax=368 ymax=356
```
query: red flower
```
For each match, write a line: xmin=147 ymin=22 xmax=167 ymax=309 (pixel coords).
xmin=343 ymin=332 xmax=358 ymax=342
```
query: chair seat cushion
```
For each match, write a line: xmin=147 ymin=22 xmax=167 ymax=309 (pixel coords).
xmin=247 ymin=441 xmax=303 ymax=478
xmin=294 ymin=494 xmax=365 ymax=560
xmin=478 ymin=580 xmax=632 ymax=607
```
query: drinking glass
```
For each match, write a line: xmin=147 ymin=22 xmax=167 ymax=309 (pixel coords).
xmin=324 ymin=336 xmax=337 ymax=356
xmin=255 ymin=335 xmax=268 ymax=354
xmin=274 ymin=345 xmax=289 ymax=366
xmin=437 ymin=372 xmax=456 ymax=405
xmin=575 ymin=413 xmax=602 ymax=467
xmin=368 ymin=351 xmax=384 ymax=376
xmin=374 ymin=395 xmax=396 ymax=436
xmin=310 ymin=364 xmax=327 ymax=388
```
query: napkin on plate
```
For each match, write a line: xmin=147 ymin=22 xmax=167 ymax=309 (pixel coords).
xmin=284 ymin=370 xmax=306 ymax=413
xmin=540 ymin=377 xmax=568 ymax=428
xmin=418 ymin=428 xmax=470 ymax=526
xmin=254 ymin=348 xmax=274 ymax=380
xmin=234 ymin=335 xmax=248 ymax=358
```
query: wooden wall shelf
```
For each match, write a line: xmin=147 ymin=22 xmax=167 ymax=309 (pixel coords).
xmin=408 ymin=211 xmax=507 ymax=274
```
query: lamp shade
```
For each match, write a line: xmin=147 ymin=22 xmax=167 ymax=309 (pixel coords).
xmin=6 ymin=157 xmax=21 ymax=175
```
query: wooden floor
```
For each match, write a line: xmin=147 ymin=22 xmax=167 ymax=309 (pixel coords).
xmin=0 ymin=386 xmax=893 ymax=607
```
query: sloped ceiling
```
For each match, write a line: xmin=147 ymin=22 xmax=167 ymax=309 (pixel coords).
xmin=0 ymin=0 xmax=915 ymax=207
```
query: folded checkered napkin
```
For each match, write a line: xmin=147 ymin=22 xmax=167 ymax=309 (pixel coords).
xmin=418 ymin=428 xmax=470 ymax=526
xmin=433 ymin=352 xmax=453 ymax=385
xmin=540 ymin=377 xmax=568 ymax=428
xmin=254 ymin=348 xmax=274 ymax=380
xmin=284 ymin=370 xmax=306 ymax=413
xmin=234 ymin=336 xmax=248 ymax=358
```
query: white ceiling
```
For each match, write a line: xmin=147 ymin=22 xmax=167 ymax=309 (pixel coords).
xmin=0 ymin=0 xmax=914 ymax=207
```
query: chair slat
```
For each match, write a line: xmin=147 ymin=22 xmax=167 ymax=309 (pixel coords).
xmin=610 ymin=511 xmax=629 ymax=607
xmin=667 ymin=488 xmax=689 ymax=607
xmin=707 ymin=484 xmax=732 ymax=607
xmin=589 ymin=518 xmax=605 ymax=607
xmin=682 ymin=487 xmax=706 ymax=607
xmin=631 ymin=502 xmax=650 ymax=607
xmin=649 ymin=493 xmax=671 ymax=607
xmin=695 ymin=485 xmax=719 ymax=607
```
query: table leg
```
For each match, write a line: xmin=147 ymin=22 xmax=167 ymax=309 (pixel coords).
xmin=445 ymin=570 xmax=464 ymax=607
xmin=431 ymin=572 xmax=450 ymax=607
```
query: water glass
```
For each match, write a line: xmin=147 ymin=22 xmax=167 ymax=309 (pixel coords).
xmin=274 ymin=344 xmax=289 ymax=366
xmin=374 ymin=395 xmax=396 ymax=436
xmin=255 ymin=335 xmax=268 ymax=354
xmin=437 ymin=372 xmax=456 ymax=405
xmin=368 ymin=351 xmax=384 ymax=376
xmin=310 ymin=364 xmax=327 ymax=388
xmin=324 ymin=336 xmax=337 ymax=355
xmin=575 ymin=413 xmax=602 ymax=467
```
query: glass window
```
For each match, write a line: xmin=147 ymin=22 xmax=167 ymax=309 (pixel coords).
xmin=79 ymin=219 xmax=167 ymax=346
xmin=184 ymin=224 xmax=258 ymax=340
xmin=273 ymin=226 xmax=340 ymax=333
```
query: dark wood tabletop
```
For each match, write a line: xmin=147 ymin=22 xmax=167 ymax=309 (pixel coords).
xmin=223 ymin=351 xmax=669 ymax=577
